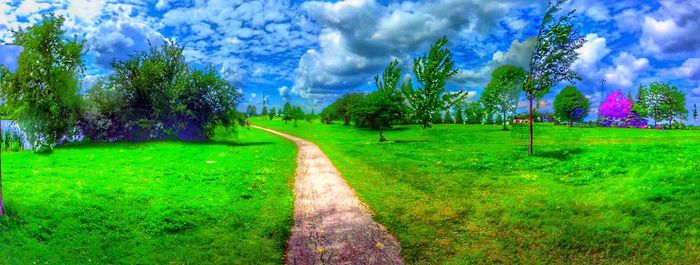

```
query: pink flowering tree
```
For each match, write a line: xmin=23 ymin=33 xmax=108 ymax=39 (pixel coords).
xmin=598 ymin=90 xmax=647 ymax=128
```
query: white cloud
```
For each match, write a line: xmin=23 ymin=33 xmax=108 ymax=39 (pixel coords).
xmin=87 ymin=19 xmax=165 ymax=68
xmin=603 ymin=52 xmax=649 ymax=88
xmin=455 ymin=38 xmax=535 ymax=87
xmin=278 ymin=86 xmax=290 ymax=98
xmin=692 ymin=86 xmax=700 ymax=97
xmin=640 ymin=0 xmax=700 ymax=58
xmin=677 ymin=58 xmax=700 ymax=80
xmin=293 ymin=0 xmax=533 ymax=100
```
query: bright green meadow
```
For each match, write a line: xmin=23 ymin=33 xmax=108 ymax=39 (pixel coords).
xmin=0 ymin=128 xmax=297 ymax=264
xmin=253 ymin=118 xmax=700 ymax=264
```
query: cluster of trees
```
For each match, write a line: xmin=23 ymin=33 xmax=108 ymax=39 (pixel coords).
xmin=0 ymin=14 xmax=243 ymax=150
xmin=281 ymin=102 xmax=306 ymax=127
xmin=597 ymin=83 xmax=687 ymax=129
xmin=634 ymin=82 xmax=687 ymax=128
xmin=320 ymin=36 xmax=466 ymax=141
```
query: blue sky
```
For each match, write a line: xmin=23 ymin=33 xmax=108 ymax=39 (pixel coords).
xmin=1 ymin=0 xmax=699 ymax=121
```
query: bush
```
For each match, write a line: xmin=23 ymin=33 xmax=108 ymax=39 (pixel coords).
xmin=80 ymin=42 xmax=242 ymax=142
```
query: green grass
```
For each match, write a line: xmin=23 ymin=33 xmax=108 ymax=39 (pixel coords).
xmin=253 ymin=118 xmax=700 ymax=264
xmin=0 ymin=128 xmax=297 ymax=264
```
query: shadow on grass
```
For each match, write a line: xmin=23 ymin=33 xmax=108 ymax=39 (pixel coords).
xmin=533 ymin=147 xmax=584 ymax=160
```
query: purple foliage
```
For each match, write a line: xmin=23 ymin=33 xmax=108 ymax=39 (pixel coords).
xmin=598 ymin=90 xmax=647 ymax=128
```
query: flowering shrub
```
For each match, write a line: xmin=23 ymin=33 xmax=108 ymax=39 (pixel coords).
xmin=598 ymin=90 xmax=647 ymax=128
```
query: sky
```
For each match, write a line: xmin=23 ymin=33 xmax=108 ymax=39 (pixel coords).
xmin=1 ymin=0 xmax=699 ymax=122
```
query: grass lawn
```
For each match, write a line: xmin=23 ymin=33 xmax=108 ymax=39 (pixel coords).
xmin=253 ymin=118 xmax=700 ymax=264
xmin=0 ymin=128 xmax=297 ymax=264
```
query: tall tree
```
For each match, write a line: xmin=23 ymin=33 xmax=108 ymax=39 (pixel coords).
xmin=291 ymin=106 xmax=305 ymax=127
xmin=553 ymin=86 xmax=589 ymax=126
xmin=402 ymin=36 xmax=466 ymax=129
xmin=523 ymin=0 xmax=585 ymax=155
xmin=454 ymin=105 xmax=464 ymax=124
xmin=352 ymin=60 xmax=406 ymax=141
xmin=268 ymin=107 xmax=276 ymax=120
xmin=443 ymin=110 xmax=455 ymax=124
xmin=282 ymin=102 xmax=292 ymax=124
xmin=480 ymin=65 xmax=526 ymax=130
xmin=261 ymin=106 xmax=268 ymax=116
xmin=693 ymin=104 xmax=698 ymax=122
xmin=0 ymin=14 xmax=84 ymax=152
xmin=334 ymin=93 xmax=365 ymax=126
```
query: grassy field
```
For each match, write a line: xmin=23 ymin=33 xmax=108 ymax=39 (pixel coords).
xmin=0 ymin=128 xmax=297 ymax=264
xmin=253 ymin=118 xmax=700 ymax=264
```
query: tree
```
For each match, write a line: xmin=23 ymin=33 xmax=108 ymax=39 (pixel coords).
xmin=443 ymin=110 xmax=455 ymax=124
xmin=282 ymin=102 xmax=292 ymax=124
xmin=291 ymin=106 xmax=305 ymax=127
xmin=261 ymin=106 xmax=268 ymax=116
xmin=268 ymin=107 xmax=276 ymax=120
xmin=352 ymin=60 xmax=406 ymax=141
xmin=0 ymin=14 xmax=84 ymax=152
xmin=480 ymin=65 xmax=526 ymax=130
xmin=553 ymin=86 xmax=589 ymax=126
xmin=694 ymin=104 xmax=698 ymax=122
xmin=335 ymin=93 xmax=365 ymax=126
xmin=598 ymin=90 xmax=647 ymax=128
xmin=402 ymin=36 xmax=466 ymax=129
xmin=636 ymin=82 xmax=687 ymax=128
xmin=523 ymin=0 xmax=585 ymax=155
xmin=319 ymin=103 xmax=337 ymax=124
xmin=246 ymin=105 xmax=257 ymax=117
xmin=80 ymin=42 xmax=241 ymax=141
xmin=465 ymin=102 xmax=486 ymax=124
xmin=454 ymin=105 xmax=464 ymax=124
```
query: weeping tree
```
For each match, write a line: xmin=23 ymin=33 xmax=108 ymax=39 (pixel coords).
xmin=523 ymin=0 xmax=585 ymax=155
xmin=402 ymin=36 xmax=466 ymax=129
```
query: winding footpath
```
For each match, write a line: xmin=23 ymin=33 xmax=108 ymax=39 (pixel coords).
xmin=253 ymin=126 xmax=404 ymax=265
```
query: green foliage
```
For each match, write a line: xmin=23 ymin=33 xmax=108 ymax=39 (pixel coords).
xmin=454 ymin=105 xmax=464 ymax=124
xmin=282 ymin=102 xmax=293 ymax=123
xmin=635 ymin=82 xmax=687 ymax=127
xmin=268 ymin=107 xmax=276 ymax=120
xmin=1 ymin=128 xmax=26 ymax=152
xmin=481 ymin=65 xmax=526 ymax=130
xmin=465 ymin=102 xmax=486 ymax=124
xmin=0 ymin=129 xmax=297 ymax=263
xmin=246 ymin=105 xmax=257 ymax=117
xmin=261 ymin=106 xmax=268 ymax=116
xmin=325 ymin=93 xmax=366 ymax=126
xmin=524 ymin=1 xmax=585 ymax=99
xmin=553 ymin=86 xmax=589 ymax=126
xmin=693 ymin=104 xmax=697 ymax=121
xmin=402 ymin=36 xmax=466 ymax=129
xmin=80 ymin=42 xmax=241 ymax=141
xmin=524 ymin=0 xmax=585 ymax=154
xmin=319 ymin=103 xmax=337 ymax=124
xmin=0 ymin=14 xmax=84 ymax=152
xmin=291 ymin=106 xmax=304 ymax=127
xmin=443 ymin=109 xmax=455 ymax=124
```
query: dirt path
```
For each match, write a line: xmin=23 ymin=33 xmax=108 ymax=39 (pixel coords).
xmin=253 ymin=126 xmax=404 ymax=265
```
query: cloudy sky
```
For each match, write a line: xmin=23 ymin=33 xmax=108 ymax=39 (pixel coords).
xmin=1 ymin=0 xmax=699 ymax=121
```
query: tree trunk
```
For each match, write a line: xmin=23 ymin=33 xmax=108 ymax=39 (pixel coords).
xmin=669 ymin=117 xmax=673 ymax=129
xmin=502 ymin=112 xmax=507 ymax=130
xmin=570 ymin=120 xmax=573 ymax=127
xmin=528 ymin=95 xmax=534 ymax=156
